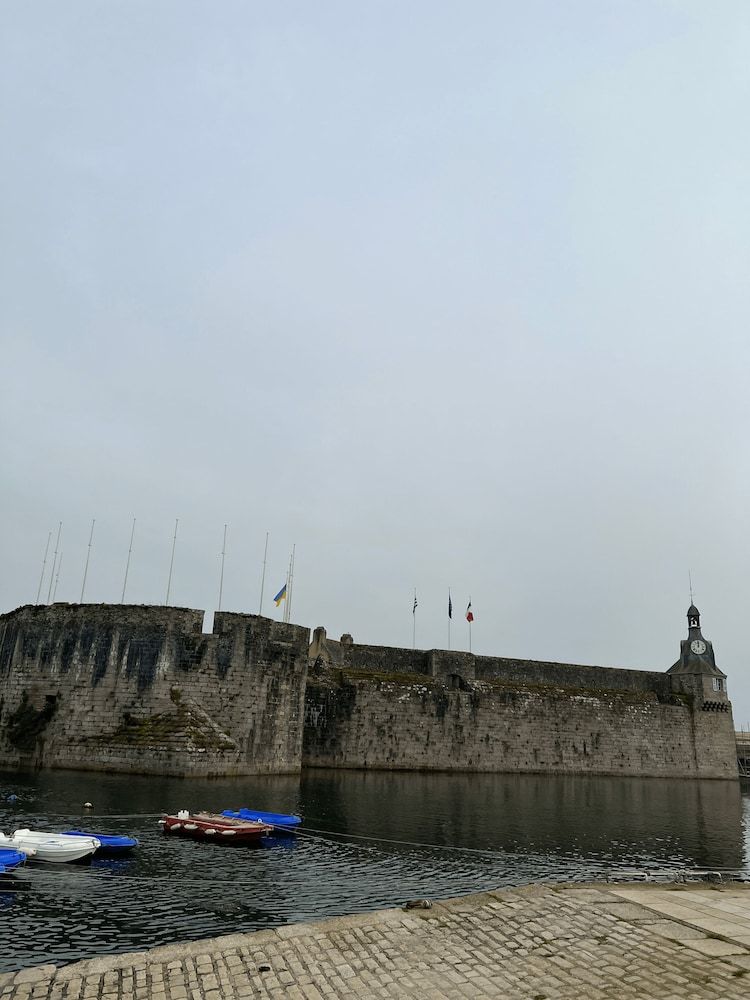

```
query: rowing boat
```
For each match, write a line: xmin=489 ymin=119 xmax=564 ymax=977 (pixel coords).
xmin=0 ymin=829 xmax=100 ymax=863
xmin=160 ymin=811 xmax=271 ymax=843
xmin=0 ymin=847 xmax=29 ymax=871
xmin=221 ymin=808 xmax=301 ymax=832
xmin=62 ymin=830 xmax=139 ymax=853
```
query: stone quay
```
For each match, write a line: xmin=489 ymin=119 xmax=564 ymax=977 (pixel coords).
xmin=3 ymin=882 xmax=750 ymax=998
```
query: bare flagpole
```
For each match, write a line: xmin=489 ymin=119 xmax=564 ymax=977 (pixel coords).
xmin=165 ymin=518 xmax=179 ymax=606
xmin=414 ymin=588 xmax=418 ymax=648
xmin=287 ymin=543 xmax=296 ymax=623
xmin=46 ymin=522 xmax=62 ymax=604
xmin=52 ymin=552 xmax=63 ymax=602
xmin=258 ymin=531 xmax=269 ymax=615
xmin=36 ymin=531 xmax=52 ymax=604
xmin=283 ymin=547 xmax=295 ymax=624
xmin=218 ymin=523 xmax=227 ymax=611
xmin=79 ymin=518 xmax=95 ymax=603
xmin=282 ymin=552 xmax=290 ymax=623
xmin=121 ymin=518 xmax=136 ymax=603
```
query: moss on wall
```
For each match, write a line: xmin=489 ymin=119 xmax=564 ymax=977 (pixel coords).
xmin=6 ymin=690 xmax=57 ymax=752
xmin=84 ymin=705 xmax=235 ymax=751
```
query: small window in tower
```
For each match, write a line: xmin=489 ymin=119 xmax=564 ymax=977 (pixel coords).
xmin=712 ymin=677 xmax=723 ymax=692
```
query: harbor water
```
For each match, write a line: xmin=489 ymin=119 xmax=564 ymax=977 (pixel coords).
xmin=1 ymin=768 xmax=748 ymax=973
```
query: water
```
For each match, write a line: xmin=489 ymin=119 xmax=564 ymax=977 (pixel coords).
xmin=0 ymin=768 xmax=748 ymax=973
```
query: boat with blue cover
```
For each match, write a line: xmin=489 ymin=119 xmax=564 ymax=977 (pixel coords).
xmin=62 ymin=830 xmax=139 ymax=854
xmin=221 ymin=809 xmax=301 ymax=832
xmin=0 ymin=848 xmax=28 ymax=872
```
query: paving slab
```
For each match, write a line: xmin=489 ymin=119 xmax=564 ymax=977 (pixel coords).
xmin=680 ymin=938 xmax=748 ymax=957
xmin=645 ymin=919 xmax=711 ymax=941
xmin=610 ymin=885 xmax=750 ymax=941
xmin=4 ymin=884 xmax=750 ymax=998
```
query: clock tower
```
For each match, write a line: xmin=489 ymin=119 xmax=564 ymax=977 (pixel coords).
xmin=667 ymin=604 xmax=729 ymax=708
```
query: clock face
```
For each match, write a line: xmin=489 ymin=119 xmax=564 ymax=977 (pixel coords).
xmin=690 ymin=639 xmax=707 ymax=655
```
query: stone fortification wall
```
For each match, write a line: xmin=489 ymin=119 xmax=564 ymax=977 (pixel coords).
xmin=308 ymin=628 xmax=670 ymax=695
xmin=472 ymin=655 xmax=671 ymax=696
xmin=310 ymin=634 xmax=428 ymax=677
xmin=0 ymin=609 xmax=738 ymax=779
xmin=0 ymin=604 xmax=309 ymax=776
xmin=302 ymin=636 xmax=737 ymax=779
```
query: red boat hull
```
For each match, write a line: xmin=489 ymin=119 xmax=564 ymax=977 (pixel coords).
xmin=161 ymin=812 xmax=272 ymax=843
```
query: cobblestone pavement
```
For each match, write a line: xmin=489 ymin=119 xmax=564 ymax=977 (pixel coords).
xmin=2 ymin=884 xmax=750 ymax=999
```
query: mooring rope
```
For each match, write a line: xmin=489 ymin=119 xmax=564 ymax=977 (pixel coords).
xmin=4 ymin=813 xmax=750 ymax=879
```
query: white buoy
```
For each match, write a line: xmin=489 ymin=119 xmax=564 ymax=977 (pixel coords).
xmin=83 ymin=802 xmax=93 ymax=809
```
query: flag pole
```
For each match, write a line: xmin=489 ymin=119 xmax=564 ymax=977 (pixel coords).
xmin=52 ymin=551 xmax=62 ymax=602
xmin=469 ymin=595 xmax=472 ymax=654
xmin=121 ymin=518 xmax=136 ymax=603
xmin=258 ymin=531 xmax=269 ymax=615
xmin=218 ymin=523 xmax=227 ymax=611
xmin=36 ymin=531 xmax=52 ymax=604
xmin=448 ymin=588 xmax=451 ymax=651
xmin=283 ymin=548 xmax=294 ymax=623
xmin=412 ymin=588 xmax=417 ymax=649
xmin=80 ymin=518 xmax=95 ymax=603
xmin=165 ymin=518 xmax=178 ymax=606
xmin=287 ymin=543 xmax=296 ymax=623
xmin=47 ymin=522 xmax=62 ymax=604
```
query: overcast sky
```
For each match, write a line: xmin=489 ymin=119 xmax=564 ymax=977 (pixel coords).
xmin=2 ymin=2 xmax=750 ymax=725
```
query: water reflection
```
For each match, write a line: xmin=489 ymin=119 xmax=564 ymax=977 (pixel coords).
xmin=300 ymin=771 xmax=745 ymax=869
xmin=0 ymin=768 xmax=746 ymax=973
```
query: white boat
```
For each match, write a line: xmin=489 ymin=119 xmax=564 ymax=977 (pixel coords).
xmin=0 ymin=829 xmax=101 ymax=863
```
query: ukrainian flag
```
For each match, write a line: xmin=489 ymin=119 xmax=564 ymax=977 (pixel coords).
xmin=273 ymin=583 xmax=287 ymax=606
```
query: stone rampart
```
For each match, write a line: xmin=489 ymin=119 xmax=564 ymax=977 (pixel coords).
xmin=0 ymin=608 xmax=738 ymax=779
xmin=302 ymin=630 xmax=737 ymax=780
xmin=308 ymin=628 xmax=671 ymax=694
xmin=472 ymin=655 xmax=672 ymax=696
xmin=0 ymin=603 xmax=309 ymax=776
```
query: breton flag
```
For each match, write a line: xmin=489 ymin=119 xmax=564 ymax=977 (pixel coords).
xmin=273 ymin=583 xmax=287 ymax=606
xmin=465 ymin=601 xmax=474 ymax=623
xmin=448 ymin=593 xmax=453 ymax=619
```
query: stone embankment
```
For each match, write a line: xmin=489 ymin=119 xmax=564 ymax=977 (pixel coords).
xmin=3 ymin=883 xmax=750 ymax=998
